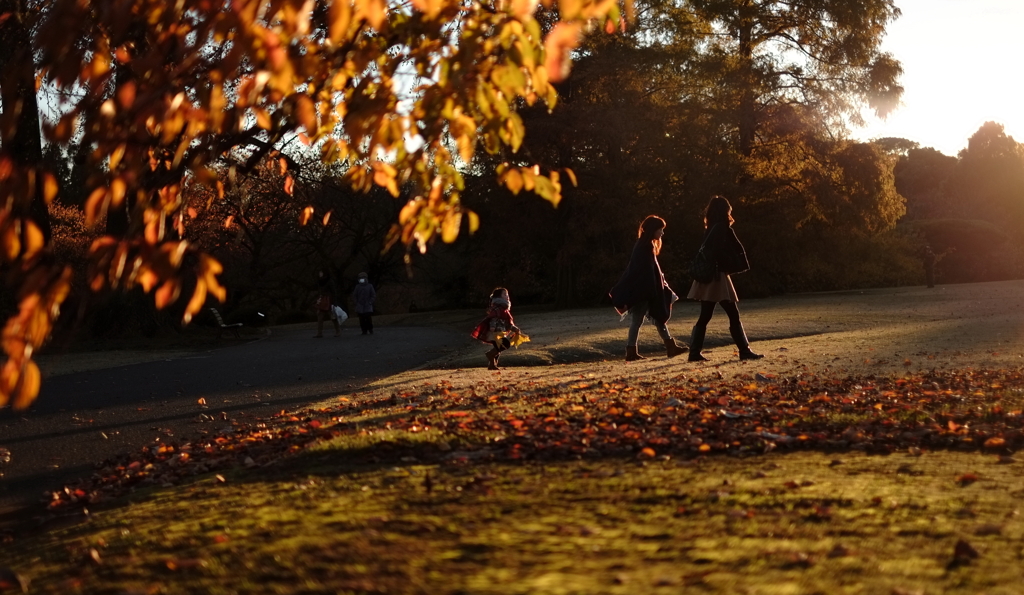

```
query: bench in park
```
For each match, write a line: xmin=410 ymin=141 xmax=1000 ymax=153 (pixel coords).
xmin=209 ymin=308 xmax=243 ymax=339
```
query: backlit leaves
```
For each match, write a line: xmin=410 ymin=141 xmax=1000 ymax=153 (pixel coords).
xmin=0 ymin=0 xmax=629 ymax=408
xmin=0 ymin=267 xmax=72 ymax=409
xmin=544 ymin=22 xmax=583 ymax=83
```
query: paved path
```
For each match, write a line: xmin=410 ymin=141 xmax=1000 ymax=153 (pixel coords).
xmin=0 ymin=324 xmax=463 ymax=517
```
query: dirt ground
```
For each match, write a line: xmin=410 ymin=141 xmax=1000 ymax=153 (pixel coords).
xmin=298 ymin=279 xmax=1020 ymax=413
xmin=37 ymin=279 xmax=1024 ymax=393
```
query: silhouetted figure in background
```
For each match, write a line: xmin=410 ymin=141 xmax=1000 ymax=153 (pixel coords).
xmin=687 ymin=196 xmax=762 ymax=361
xmin=314 ymin=268 xmax=341 ymax=338
xmin=609 ymin=215 xmax=688 ymax=361
xmin=352 ymin=272 xmax=376 ymax=335
xmin=923 ymin=246 xmax=936 ymax=288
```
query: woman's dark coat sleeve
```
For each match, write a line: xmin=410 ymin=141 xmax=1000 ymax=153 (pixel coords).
xmin=609 ymin=239 xmax=675 ymax=323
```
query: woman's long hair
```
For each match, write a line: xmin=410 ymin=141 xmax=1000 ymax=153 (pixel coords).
xmin=703 ymin=195 xmax=734 ymax=229
xmin=637 ymin=215 xmax=666 ymax=255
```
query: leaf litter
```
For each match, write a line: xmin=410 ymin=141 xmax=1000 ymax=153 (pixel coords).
xmin=15 ymin=367 xmax=1024 ymax=594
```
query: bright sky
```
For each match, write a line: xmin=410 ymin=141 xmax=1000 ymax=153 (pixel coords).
xmin=854 ymin=0 xmax=1024 ymax=156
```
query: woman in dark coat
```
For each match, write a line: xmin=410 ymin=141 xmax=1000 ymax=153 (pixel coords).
xmin=687 ymin=196 xmax=763 ymax=361
xmin=352 ymin=272 xmax=376 ymax=335
xmin=609 ymin=215 xmax=688 ymax=361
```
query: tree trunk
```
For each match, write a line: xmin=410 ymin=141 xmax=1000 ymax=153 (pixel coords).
xmin=0 ymin=0 xmax=52 ymax=241
xmin=554 ymin=260 xmax=575 ymax=309
xmin=737 ymin=0 xmax=756 ymax=158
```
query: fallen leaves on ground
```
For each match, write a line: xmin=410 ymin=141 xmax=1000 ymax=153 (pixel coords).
xmin=43 ymin=368 xmax=1024 ymax=513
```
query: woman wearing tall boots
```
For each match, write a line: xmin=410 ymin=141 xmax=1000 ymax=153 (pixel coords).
xmin=687 ymin=196 xmax=763 ymax=362
xmin=609 ymin=215 xmax=688 ymax=361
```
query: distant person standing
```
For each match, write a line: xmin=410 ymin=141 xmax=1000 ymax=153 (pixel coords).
xmin=686 ymin=196 xmax=762 ymax=361
xmin=352 ymin=272 xmax=376 ymax=335
xmin=609 ymin=215 xmax=688 ymax=361
xmin=923 ymin=245 xmax=936 ymax=288
xmin=314 ymin=268 xmax=341 ymax=338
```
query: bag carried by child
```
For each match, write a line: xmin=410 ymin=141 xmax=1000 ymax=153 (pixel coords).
xmin=332 ymin=305 xmax=348 ymax=322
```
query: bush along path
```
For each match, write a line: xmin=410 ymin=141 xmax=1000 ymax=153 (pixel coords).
xmin=7 ymin=367 xmax=1024 ymax=593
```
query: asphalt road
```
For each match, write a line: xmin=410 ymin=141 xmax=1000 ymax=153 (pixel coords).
xmin=0 ymin=324 xmax=463 ymax=518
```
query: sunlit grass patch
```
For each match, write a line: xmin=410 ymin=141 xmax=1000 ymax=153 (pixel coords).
xmin=9 ymin=450 xmax=1024 ymax=594
xmin=15 ymin=368 xmax=1024 ymax=594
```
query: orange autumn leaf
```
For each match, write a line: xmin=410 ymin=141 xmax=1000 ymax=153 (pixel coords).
xmin=543 ymin=22 xmax=582 ymax=83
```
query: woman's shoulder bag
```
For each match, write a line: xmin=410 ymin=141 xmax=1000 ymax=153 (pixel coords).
xmin=688 ymin=226 xmax=719 ymax=284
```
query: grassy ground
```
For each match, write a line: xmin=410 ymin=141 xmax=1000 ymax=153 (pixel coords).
xmin=10 ymin=282 xmax=1024 ymax=594
xmin=9 ymin=364 xmax=1024 ymax=594
xmin=14 ymin=451 xmax=1024 ymax=594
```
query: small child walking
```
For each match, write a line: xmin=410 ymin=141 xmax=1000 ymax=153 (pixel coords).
xmin=471 ymin=288 xmax=521 ymax=370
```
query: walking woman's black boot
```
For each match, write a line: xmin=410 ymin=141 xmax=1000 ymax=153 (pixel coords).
xmin=730 ymin=324 xmax=763 ymax=360
xmin=688 ymin=326 xmax=708 ymax=362
xmin=664 ymin=338 xmax=688 ymax=358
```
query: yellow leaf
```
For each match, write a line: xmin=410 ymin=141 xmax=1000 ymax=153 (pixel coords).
xmin=399 ymin=198 xmax=422 ymax=224
xmin=155 ymin=279 xmax=180 ymax=309
xmin=110 ymin=178 xmax=127 ymax=207
xmin=557 ymin=0 xmax=583 ymax=20
xmin=564 ymin=167 xmax=578 ymax=186
xmin=11 ymin=359 xmax=40 ymax=410
xmin=467 ymin=211 xmax=480 ymax=233
xmin=2 ymin=226 xmax=20 ymax=261
xmin=504 ymin=168 xmax=523 ymax=194
xmin=284 ymin=174 xmax=295 ymax=195
xmin=25 ymin=306 xmax=49 ymax=349
xmin=184 ymin=283 xmax=207 ymax=324
xmin=322 ymin=210 xmax=333 ymax=226
xmin=495 ymin=330 xmax=530 ymax=348
xmin=510 ymin=0 xmax=538 ymax=19
xmin=84 ymin=186 xmax=109 ymax=227
xmin=412 ymin=0 xmax=442 ymax=19
xmin=329 ymin=0 xmax=352 ymax=44
xmin=521 ymin=167 xmax=535 ymax=191
xmin=300 ymin=206 xmax=314 ymax=225
xmin=254 ymin=108 xmax=272 ymax=130
xmin=0 ymin=359 xmax=20 ymax=405
xmin=144 ymin=217 xmax=162 ymax=245
xmin=544 ymin=22 xmax=581 ymax=83
xmin=109 ymin=144 xmax=126 ymax=171
xmin=360 ymin=0 xmax=387 ymax=31
xmin=43 ymin=173 xmax=58 ymax=204
xmin=373 ymin=162 xmax=400 ymax=197
xmin=451 ymin=114 xmax=477 ymax=164
xmin=23 ymin=221 xmax=44 ymax=258
xmin=138 ymin=269 xmax=159 ymax=292
xmin=441 ymin=210 xmax=461 ymax=243
xmin=201 ymin=257 xmax=227 ymax=303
